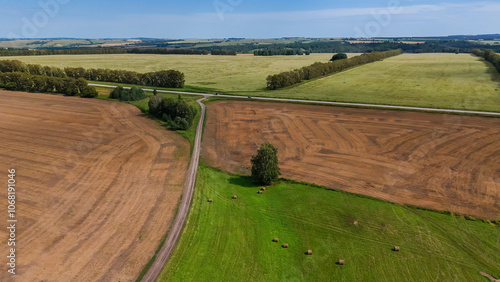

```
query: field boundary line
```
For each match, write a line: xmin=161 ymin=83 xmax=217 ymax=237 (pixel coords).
xmin=90 ymin=84 xmax=500 ymax=117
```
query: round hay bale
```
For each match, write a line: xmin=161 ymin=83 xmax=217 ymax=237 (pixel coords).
xmin=261 ymin=187 xmax=266 ymax=191
xmin=353 ymin=221 xmax=358 ymax=226
xmin=208 ymin=199 xmax=213 ymax=203
xmin=394 ymin=246 xmax=400 ymax=252
xmin=283 ymin=243 xmax=289 ymax=248
xmin=307 ymin=250 xmax=312 ymax=255
xmin=273 ymin=238 xmax=279 ymax=242
xmin=258 ymin=190 xmax=263 ymax=194
xmin=232 ymin=195 xmax=237 ymax=199
xmin=338 ymin=259 xmax=344 ymax=265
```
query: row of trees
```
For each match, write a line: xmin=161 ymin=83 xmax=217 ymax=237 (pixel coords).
xmin=109 ymin=86 xmax=147 ymax=101
xmin=253 ymin=49 xmax=311 ymax=56
xmin=0 ymin=60 xmax=185 ymax=88
xmin=2 ymin=40 xmax=499 ymax=57
xmin=200 ymin=40 xmax=500 ymax=54
xmin=0 ymin=48 xmax=208 ymax=56
xmin=0 ymin=72 xmax=97 ymax=97
xmin=148 ymin=95 xmax=197 ymax=130
xmin=266 ymin=49 xmax=403 ymax=90
xmin=473 ymin=49 xmax=500 ymax=73
xmin=211 ymin=49 xmax=237 ymax=55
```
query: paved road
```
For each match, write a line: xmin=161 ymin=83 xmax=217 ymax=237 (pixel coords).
xmin=90 ymin=83 xmax=500 ymax=117
xmin=141 ymin=96 xmax=207 ymax=282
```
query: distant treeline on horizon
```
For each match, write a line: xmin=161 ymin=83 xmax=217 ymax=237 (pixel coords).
xmin=1 ymin=39 xmax=499 ymax=57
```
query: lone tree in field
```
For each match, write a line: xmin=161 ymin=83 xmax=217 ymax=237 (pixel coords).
xmin=251 ymin=143 xmax=281 ymax=185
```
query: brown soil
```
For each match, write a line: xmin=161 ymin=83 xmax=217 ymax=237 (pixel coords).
xmin=202 ymin=101 xmax=500 ymax=219
xmin=0 ymin=91 xmax=189 ymax=281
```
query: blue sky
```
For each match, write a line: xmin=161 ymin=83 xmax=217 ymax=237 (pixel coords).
xmin=1 ymin=0 xmax=499 ymax=38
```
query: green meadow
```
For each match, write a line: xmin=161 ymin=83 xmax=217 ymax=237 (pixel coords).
xmin=4 ymin=53 xmax=333 ymax=92
xmin=249 ymin=53 xmax=500 ymax=112
xmin=159 ymin=166 xmax=500 ymax=281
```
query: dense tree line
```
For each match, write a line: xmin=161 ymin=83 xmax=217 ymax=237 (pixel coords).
xmin=0 ymin=48 xmax=128 ymax=56
xmin=148 ymin=95 xmax=197 ymax=130
xmin=253 ymin=49 xmax=309 ymax=56
xmin=0 ymin=60 xmax=185 ymax=88
xmin=472 ymin=49 xmax=500 ymax=73
xmin=210 ymin=49 xmax=237 ymax=55
xmin=2 ymin=40 xmax=500 ymax=57
xmin=0 ymin=48 xmax=208 ymax=56
xmin=0 ymin=71 xmax=97 ymax=97
xmin=266 ymin=49 xmax=402 ymax=90
xmin=109 ymin=86 xmax=146 ymax=101
xmin=194 ymin=41 xmax=499 ymax=54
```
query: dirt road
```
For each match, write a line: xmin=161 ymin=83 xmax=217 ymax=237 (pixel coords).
xmin=141 ymin=96 xmax=207 ymax=281
xmin=0 ymin=91 xmax=190 ymax=281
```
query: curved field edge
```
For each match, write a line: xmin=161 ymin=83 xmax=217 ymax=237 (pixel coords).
xmin=104 ymin=91 xmax=203 ymax=281
xmin=34 ymin=86 xmax=203 ymax=281
xmin=159 ymin=166 xmax=500 ymax=282
xmin=0 ymin=91 xmax=191 ymax=281
xmin=95 ymin=87 xmax=202 ymax=148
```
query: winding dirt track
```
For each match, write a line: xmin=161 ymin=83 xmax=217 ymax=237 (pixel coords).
xmin=0 ymin=91 xmax=190 ymax=281
xmin=202 ymin=101 xmax=500 ymax=219
xmin=141 ymin=96 xmax=207 ymax=282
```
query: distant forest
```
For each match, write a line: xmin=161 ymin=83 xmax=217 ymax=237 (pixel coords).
xmin=207 ymin=41 xmax=500 ymax=54
xmin=1 ymin=38 xmax=500 ymax=57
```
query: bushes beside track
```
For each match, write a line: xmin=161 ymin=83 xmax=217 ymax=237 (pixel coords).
xmin=148 ymin=95 xmax=197 ymax=130
xmin=266 ymin=49 xmax=403 ymax=90
xmin=109 ymin=86 xmax=147 ymax=101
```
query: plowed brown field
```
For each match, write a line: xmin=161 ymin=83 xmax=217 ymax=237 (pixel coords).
xmin=202 ymin=101 xmax=500 ymax=219
xmin=0 ymin=91 xmax=189 ymax=281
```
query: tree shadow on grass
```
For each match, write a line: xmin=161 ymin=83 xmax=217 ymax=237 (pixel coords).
xmin=227 ymin=175 xmax=256 ymax=188
xmin=478 ymin=57 xmax=500 ymax=85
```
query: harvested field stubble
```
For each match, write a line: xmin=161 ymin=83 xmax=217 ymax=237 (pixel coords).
xmin=0 ymin=91 xmax=189 ymax=281
xmin=202 ymin=101 xmax=500 ymax=219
